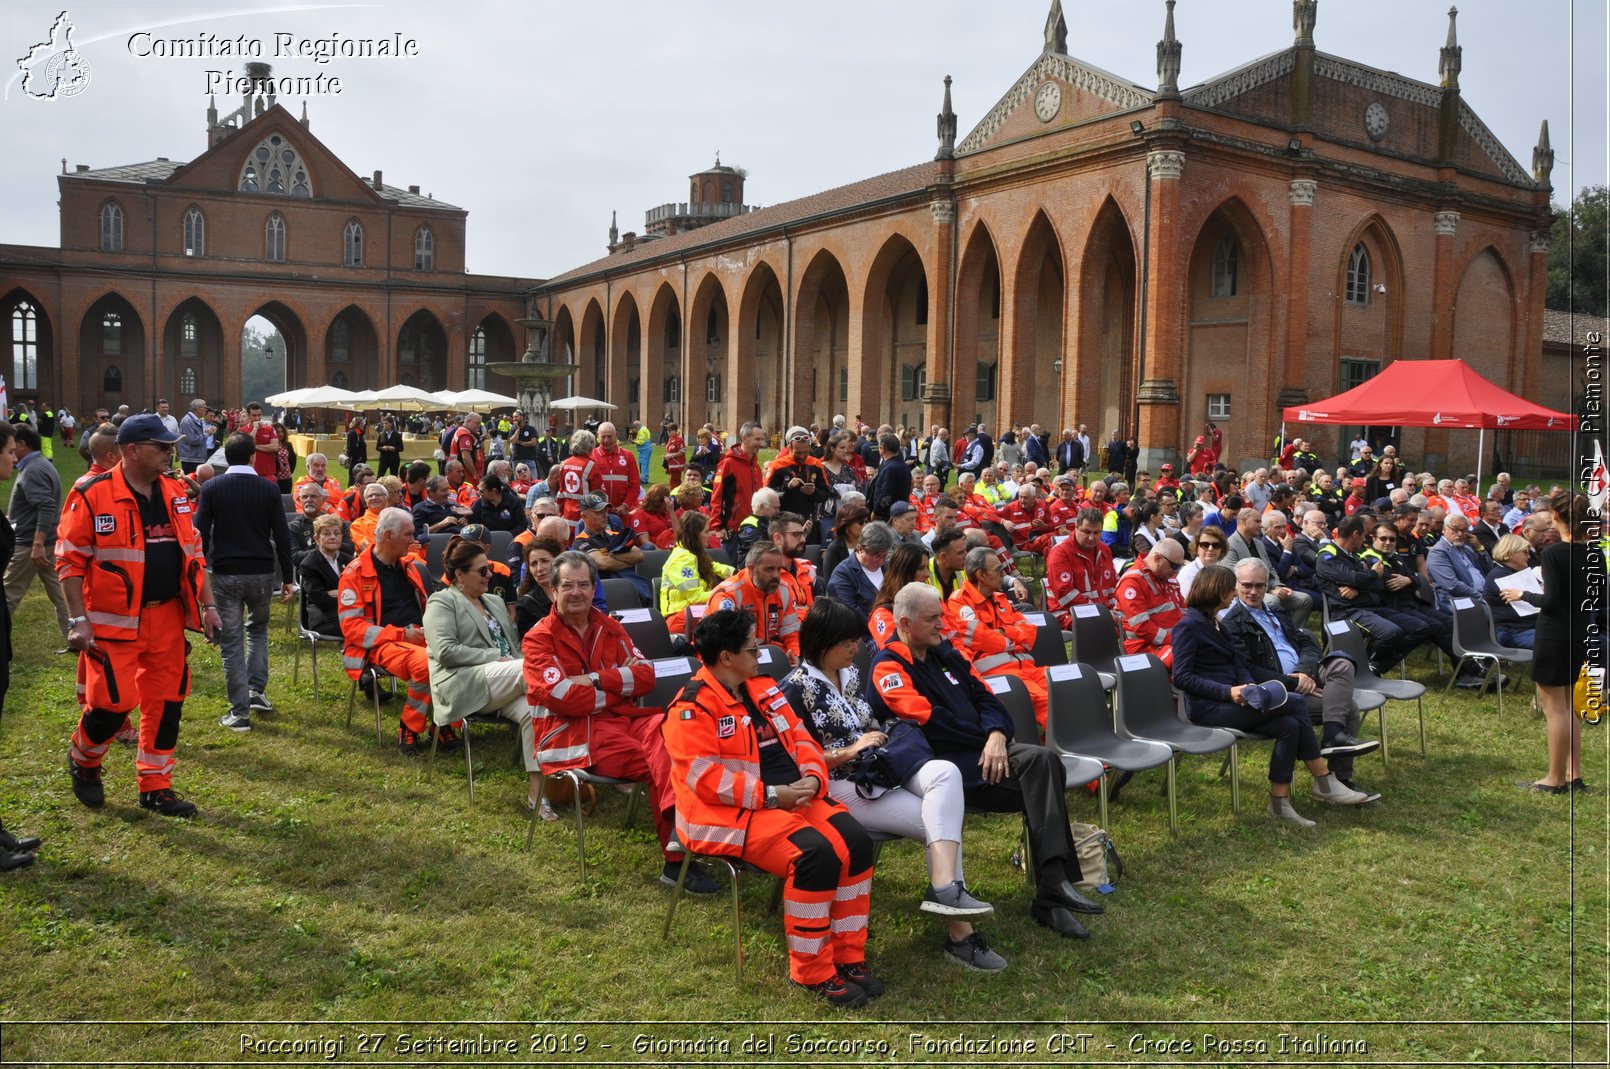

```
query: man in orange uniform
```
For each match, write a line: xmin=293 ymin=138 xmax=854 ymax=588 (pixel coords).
xmin=768 ymin=512 xmax=816 ymax=610
xmin=337 ymin=507 xmax=458 ymax=755
xmin=521 ymin=551 xmax=710 ymax=891
xmin=943 ymin=547 xmax=1051 ymax=729
xmin=705 ymin=541 xmax=803 ymax=662
xmin=555 ymin=430 xmax=603 ymax=520
xmin=60 ymin=414 xmax=221 ymax=817
xmin=293 ymin=453 xmax=344 ymax=513
xmin=909 ymin=473 xmax=945 ymax=532
xmin=662 ymin=608 xmax=879 ymax=1008
xmin=996 ymin=483 xmax=1055 ymax=558
xmin=347 ymin=482 xmax=390 ymax=553
xmin=1112 ymin=538 xmax=1186 ymax=667
xmin=1045 ymin=508 xmax=1119 ymax=629
xmin=591 ymin=421 xmax=642 ymax=515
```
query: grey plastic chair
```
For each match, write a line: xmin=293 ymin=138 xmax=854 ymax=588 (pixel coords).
xmin=615 ymin=606 xmax=677 ymax=660
xmin=1045 ymin=662 xmax=1173 ymax=828
xmin=1445 ymin=596 xmax=1532 ymax=715
xmin=601 ymin=576 xmax=646 ymax=611
xmin=1325 ymin=618 xmax=1426 ymax=761
xmin=1023 ymin=610 xmax=1070 ymax=667
xmin=1113 ymin=653 xmax=1239 ymax=832
xmin=1068 ymin=603 xmax=1122 ymax=690
xmin=754 ymin=643 xmax=791 ymax=684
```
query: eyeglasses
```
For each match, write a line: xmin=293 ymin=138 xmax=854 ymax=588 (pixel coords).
xmin=1198 ymin=542 xmax=1223 ymax=552
xmin=1238 ymin=581 xmax=1268 ymax=590
xmin=1374 ymin=537 xmax=1397 ymax=545
xmin=738 ymin=644 xmax=760 ymax=656
xmin=472 ymin=565 xmax=492 ymax=577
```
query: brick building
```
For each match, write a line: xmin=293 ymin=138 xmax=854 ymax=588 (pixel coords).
xmin=0 ymin=64 xmax=535 ymax=420
xmin=534 ymin=1 xmax=1555 ymax=472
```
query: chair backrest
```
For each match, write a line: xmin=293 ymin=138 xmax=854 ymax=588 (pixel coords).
xmin=282 ymin=492 xmax=296 ymax=513
xmin=1323 ymin=617 xmax=1369 ymax=667
xmin=615 ymin=606 xmax=676 ymax=660
xmin=709 ymin=546 xmax=732 ymax=567
xmin=1449 ymin=596 xmax=1489 ymax=655
xmin=636 ymin=548 xmax=671 ymax=581
xmin=1113 ymin=653 xmax=1182 ymax=738
xmin=850 ymin=638 xmax=872 ymax=687
xmin=640 ymin=655 xmax=699 ymax=709
xmin=1414 ymin=572 xmax=1436 ymax=607
xmin=1022 ymin=610 xmax=1069 ymax=667
xmin=754 ymin=643 xmax=791 ymax=684
xmin=984 ymin=674 xmax=1041 ymax=743
xmin=1044 ymin=662 xmax=1111 ymax=753
xmin=488 ymin=530 xmax=515 ymax=569
xmin=801 ymin=544 xmax=824 ymax=572
xmin=424 ymin=535 xmax=448 ymax=584
xmin=1069 ymin=603 xmax=1121 ymax=675
xmin=601 ymin=576 xmax=645 ymax=611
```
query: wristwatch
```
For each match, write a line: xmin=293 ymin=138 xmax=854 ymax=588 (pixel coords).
xmin=66 ymin=615 xmax=87 ymax=628
xmin=587 ymin=671 xmax=601 ymax=687
xmin=764 ymin=785 xmax=780 ymax=809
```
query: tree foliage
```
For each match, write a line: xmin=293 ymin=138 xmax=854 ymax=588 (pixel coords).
xmin=1547 ymin=185 xmax=1608 ymax=316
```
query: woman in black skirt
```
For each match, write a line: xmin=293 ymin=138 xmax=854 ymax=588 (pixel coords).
xmin=1528 ymin=489 xmax=1603 ymax=793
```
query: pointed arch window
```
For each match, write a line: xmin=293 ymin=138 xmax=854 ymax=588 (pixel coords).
xmin=100 ymin=201 xmax=123 ymax=251
xmin=1346 ymin=243 xmax=1372 ymax=305
xmin=330 ymin=317 xmax=350 ymax=362
xmin=468 ymin=326 xmax=487 ymax=390
xmin=11 ymin=302 xmax=39 ymax=390
xmin=666 ymin=310 xmax=680 ymax=349
xmin=331 ymin=370 xmax=349 ymax=388
xmin=343 ymin=220 xmax=364 ymax=267
xmin=183 ymin=207 xmax=205 ymax=257
xmin=915 ymin=276 xmax=929 ymax=326
xmin=179 ymin=366 xmax=197 ymax=394
xmin=1211 ymin=234 xmax=1239 ymax=297
xmin=265 ymin=213 xmax=286 ymax=262
xmin=101 ymin=311 xmax=123 ymax=356
xmin=628 ymin=377 xmax=640 ymax=405
xmin=414 ymin=226 xmax=434 ymax=271
xmin=180 ymin=311 xmax=198 ymax=358
xmin=706 ymin=308 xmax=721 ymax=345
xmin=838 ymin=367 xmax=848 ymax=405
xmin=239 ymin=134 xmax=310 ymax=197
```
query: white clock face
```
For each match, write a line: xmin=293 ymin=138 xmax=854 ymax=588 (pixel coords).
xmin=1034 ymin=81 xmax=1062 ymax=123
xmin=1364 ymin=102 xmax=1389 ymax=141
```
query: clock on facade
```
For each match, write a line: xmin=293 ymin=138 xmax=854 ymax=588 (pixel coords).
xmin=1034 ymin=81 xmax=1062 ymax=123
xmin=1364 ymin=102 xmax=1389 ymax=141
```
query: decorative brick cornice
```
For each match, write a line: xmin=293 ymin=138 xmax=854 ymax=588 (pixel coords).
xmin=930 ymin=199 xmax=955 ymax=225
xmin=958 ymin=52 xmax=1154 ymax=154
xmin=1183 ymin=50 xmax=1296 ymax=109
xmin=1289 ymin=179 xmax=1317 ymax=206
xmin=1312 ymin=54 xmax=1441 ymax=107
xmin=1148 ymin=150 xmax=1185 ymax=180
xmin=1529 ymin=234 xmax=1550 ymax=255
xmin=1456 ymin=101 xmax=1532 ymax=187
xmin=1138 ymin=378 xmax=1180 ymax=404
xmin=1433 ymin=211 xmax=1460 ymax=236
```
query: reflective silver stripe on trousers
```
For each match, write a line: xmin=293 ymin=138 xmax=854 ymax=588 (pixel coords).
xmin=835 ymin=877 xmax=872 ymax=900
xmin=972 ymin=652 xmax=1020 ymax=673
xmin=831 ymin=915 xmax=870 ymax=933
xmin=87 ymin=611 xmax=140 ymax=629
xmin=343 ymin=655 xmax=366 ymax=671
xmin=787 ymin=934 xmax=829 ymax=954
xmin=678 ymin=821 xmax=746 ymax=848
xmin=136 ymin=750 xmax=176 ymax=772
xmin=538 ymin=743 xmax=590 ymax=764
xmin=784 ymin=899 xmax=832 ymax=920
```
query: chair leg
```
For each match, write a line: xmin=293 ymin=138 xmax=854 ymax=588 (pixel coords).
xmin=1097 ymin=773 xmax=1109 ymax=829
xmin=566 ymin=770 xmax=589 ymax=882
xmin=1227 ymin=743 xmax=1240 ymax=820
xmin=1168 ymin=756 xmax=1181 ymax=834
xmin=623 ymin=783 xmax=641 ymax=829
xmin=766 ymin=877 xmax=784 ymax=914
xmin=727 ymin=862 xmax=746 ymax=983
xmin=1444 ymin=656 xmax=1468 ymax=693
xmin=463 ymin=725 xmax=476 ymax=805
xmin=525 ymin=773 xmax=545 ymax=852
xmin=373 ymin=683 xmax=384 ymax=746
xmin=1020 ymin=822 xmax=1035 ymax=887
xmin=346 ymin=679 xmax=357 ymax=729
xmin=311 ymin=643 xmax=321 ymax=701
xmin=661 ymin=851 xmax=696 ymax=940
xmin=1417 ymin=695 xmax=1427 ymax=756
xmin=1378 ymin=705 xmax=1390 ymax=770
xmin=293 ymin=637 xmax=302 ymax=684
xmin=427 ymin=725 xmax=439 ymax=768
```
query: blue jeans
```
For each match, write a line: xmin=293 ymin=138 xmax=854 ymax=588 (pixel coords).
xmin=213 ymin=572 xmax=275 ymax=718
xmin=1496 ymin=626 xmax=1535 ymax=650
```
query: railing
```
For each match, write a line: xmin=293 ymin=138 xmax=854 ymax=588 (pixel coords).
xmin=644 ymin=201 xmax=753 ymax=227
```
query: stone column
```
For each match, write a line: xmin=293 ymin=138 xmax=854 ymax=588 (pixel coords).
xmin=924 ymin=196 xmax=956 ymax=432
xmin=1136 ymin=147 xmax=1185 ymax=473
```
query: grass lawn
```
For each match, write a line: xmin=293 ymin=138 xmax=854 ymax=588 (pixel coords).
xmin=0 ymin=449 xmax=1605 ymax=1065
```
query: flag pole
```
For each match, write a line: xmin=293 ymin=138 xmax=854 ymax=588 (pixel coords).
xmin=1476 ymin=426 xmax=1484 ymax=493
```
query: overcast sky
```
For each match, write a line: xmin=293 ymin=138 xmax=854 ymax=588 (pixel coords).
xmin=1 ymin=0 xmax=1604 ymax=279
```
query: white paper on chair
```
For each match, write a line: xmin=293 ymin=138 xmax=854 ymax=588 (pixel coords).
xmin=1452 ymin=596 xmax=1475 ymax=610
xmin=652 ymin=657 xmax=689 ymax=678
xmin=755 ymin=647 xmax=773 ymax=664
xmin=1073 ymin=604 xmax=1101 ymax=619
xmin=1326 ymin=620 xmax=1351 ymax=636
xmin=1024 ymin=611 xmax=1050 ymax=627
xmin=1493 ymin=567 xmax=1542 ymax=617
xmin=986 ymin=676 xmax=1011 ymax=695
xmin=1047 ymin=663 xmax=1083 ymax=682
xmin=1118 ymin=654 xmax=1152 ymax=672
xmin=614 ymin=607 xmax=652 ymax=624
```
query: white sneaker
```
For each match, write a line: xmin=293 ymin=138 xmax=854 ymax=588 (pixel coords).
xmin=218 ymin=712 xmax=253 ymax=733
xmin=1267 ymin=796 xmax=1315 ymax=827
xmin=1311 ymin=773 xmax=1371 ymax=805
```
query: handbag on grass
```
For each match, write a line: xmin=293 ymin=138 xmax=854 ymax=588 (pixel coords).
xmin=1069 ymin=822 xmax=1123 ymax=891
xmin=1573 ymin=664 xmax=1603 ymax=725
xmin=846 ymin=720 xmax=936 ymax=798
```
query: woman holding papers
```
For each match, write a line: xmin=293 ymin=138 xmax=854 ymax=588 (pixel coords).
xmin=1482 ymin=534 xmax=1540 ymax=650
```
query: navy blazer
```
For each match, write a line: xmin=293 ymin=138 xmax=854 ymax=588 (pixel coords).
xmin=1170 ymin=607 xmax=1256 ymax=718
xmin=1219 ymin=598 xmax=1322 ymax=688
xmin=826 ymin=555 xmax=881 ymax=620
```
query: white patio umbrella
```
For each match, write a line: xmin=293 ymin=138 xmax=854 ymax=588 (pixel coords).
xmin=293 ymin=385 xmax=363 ymax=408
xmin=549 ymin=395 xmax=616 ymax=411
xmin=436 ymin=388 xmax=518 ymax=410
xmin=264 ymin=387 xmax=316 ymax=407
xmin=324 ymin=389 xmax=378 ymax=411
xmin=363 ymin=384 xmax=440 ymax=412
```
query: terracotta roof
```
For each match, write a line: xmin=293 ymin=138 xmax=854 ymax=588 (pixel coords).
xmin=543 ymin=161 xmax=937 ymax=287
xmin=1542 ymin=309 xmax=1610 ymax=348
xmin=63 ymin=158 xmax=459 ymax=210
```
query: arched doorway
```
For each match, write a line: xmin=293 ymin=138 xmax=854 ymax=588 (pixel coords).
xmin=792 ymin=250 xmax=850 ymax=426
xmin=954 ymin=224 xmax=1001 ymax=428
xmin=469 ymin=314 xmax=517 ymax=391
xmin=645 ymin=284 xmax=681 ymax=430
xmin=2 ymin=288 xmax=54 ymax=408
xmin=242 ymin=301 xmax=307 ymax=406
xmin=81 ymin=293 xmax=145 ymax=412
xmin=738 ymin=264 xmax=785 ymax=430
xmin=161 ymin=298 xmax=224 ymax=405
xmin=861 ymin=234 xmax=927 ymax=431
xmin=608 ymin=292 xmax=641 ymax=417
xmin=687 ymin=273 xmax=729 ymax=429
xmin=325 ymin=306 xmax=380 ymax=391
xmin=398 ymin=310 xmax=448 ymax=392
xmin=1009 ymin=212 xmax=1065 ymax=431
xmin=1075 ymin=199 xmax=1138 ymax=446
xmin=578 ymin=299 xmax=606 ymax=403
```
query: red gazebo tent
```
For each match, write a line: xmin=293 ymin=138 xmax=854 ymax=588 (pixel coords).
xmin=1281 ymin=359 xmax=1577 ymax=485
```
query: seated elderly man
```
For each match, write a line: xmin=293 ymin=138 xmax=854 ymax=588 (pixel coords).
xmin=337 ymin=506 xmax=457 ymax=755
xmin=348 ymin=481 xmax=391 ymax=553
xmin=826 ymin=520 xmax=896 ymax=620
xmin=662 ymin=608 xmax=878 ymax=1008
xmin=869 ymin=582 xmax=1104 ymax=941
xmin=572 ymin=492 xmax=651 ymax=604
xmin=1221 ymin=559 xmax=1382 ymax=801
xmin=943 ymin=547 xmax=1051 ymax=729
xmin=997 ymin=483 xmax=1055 ymax=558
xmin=293 ymin=452 xmax=343 ymax=513
xmin=707 ymin=541 xmax=804 ymax=661
xmin=287 ymin=482 xmax=353 ymax=557
xmin=412 ymin=474 xmax=471 ymax=541
xmin=1426 ymin=512 xmax=1488 ymax=614
xmin=522 ymin=551 xmax=709 ymax=892
xmin=1113 ymin=538 xmax=1186 ymax=667
xmin=1224 ymin=507 xmax=1314 ymax=630
xmin=1046 ymin=507 xmax=1118 ymax=629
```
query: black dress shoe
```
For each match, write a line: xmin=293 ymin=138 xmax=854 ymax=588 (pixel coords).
xmin=1031 ymin=900 xmax=1091 ymax=940
xmin=1037 ymin=877 xmax=1104 ymax=914
xmin=0 ymin=849 xmax=35 ymax=872
xmin=0 ymin=824 xmax=41 ymax=854
xmin=1519 ymin=781 xmax=1569 ymax=795
xmin=1570 ymin=778 xmax=1590 ymax=792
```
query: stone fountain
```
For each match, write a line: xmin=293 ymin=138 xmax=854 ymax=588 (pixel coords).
xmin=489 ymin=316 xmax=579 ymax=431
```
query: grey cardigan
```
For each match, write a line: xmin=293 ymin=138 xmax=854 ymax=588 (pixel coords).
xmin=423 ymin=585 xmax=519 ymax=725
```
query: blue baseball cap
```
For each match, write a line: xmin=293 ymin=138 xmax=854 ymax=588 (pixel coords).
xmin=115 ymin=413 xmax=182 ymax=446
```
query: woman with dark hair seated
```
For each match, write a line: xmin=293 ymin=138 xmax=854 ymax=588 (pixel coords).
xmin=1483 ymin=533 xmax=1540 ymax=651
xmin=1170 ymin=563 xmax=1371 ymax=826
xmin=660 ymin=510 xmax=733 ymax=635
xmin=867 ymin=543 xmax=931 ymax=650
xmin=822 ymin=503 xmax=870 ymax=584
xmin=779 ymin=597 xmax=1004 ymax=972
xmin=514 ymin=535 xmax=565 ymax=637
xmin=423 ymin=534 xmax=540 ymax=804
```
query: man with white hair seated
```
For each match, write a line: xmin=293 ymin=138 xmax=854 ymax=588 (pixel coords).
xmin=1113 ymin=538 xmax=1186 ymax=667
xmin=293 ymin=453 xmax=342 ymax=514
xmin=943 ymin=547 xmax=1052 ymax=729
xmin=736 ymin=487 xmax=780 ymax=561
xmin=348 ymin=481 xmax=392 ymax=553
